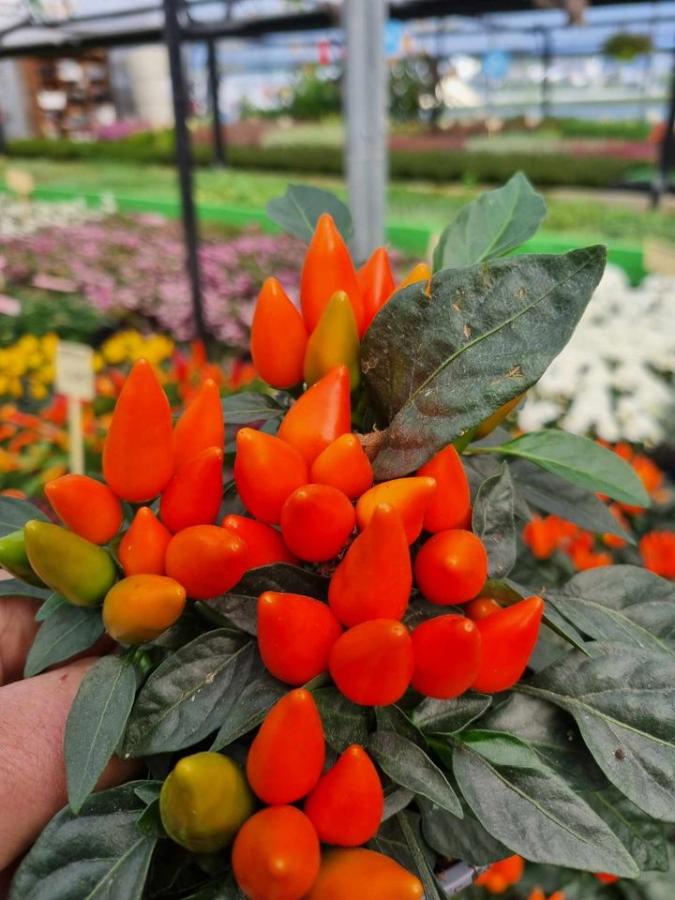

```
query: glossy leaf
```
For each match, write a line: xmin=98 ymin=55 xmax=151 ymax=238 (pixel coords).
xmin=122 ymin=632 xmax=254 ymax=757
xmin=267 ymin=183 xmax=353 ymax=243
xmin=210 ymin=653 xmax=286 ymax=750
xmin=65 ymin=656 xmax=137 ymax=813
xmin=432 ymin=172 xmax=546 ymax=272
xmin=24 ymin=604 xmax=104 ymax=678
xmin=221 ymin=391 xmax=286 ymax=425
xmin=521 ymin=643 xmax=675 ymax=822
xmin=412 ymin=694 xmax=492 ymax=736
xmin=9 ymin=783 xmax=156 ymax=900
xmin=196 ymin=595 xmax=258 ymax=636
xmin=0 ymin=495 xmax=49 ymax=538
xmin=361 ymin=247 xmax=606 ymax=478
xmin=311 ymin=686 xmax=369 ymax=752
xmin=486 ymin=431 xmax=649 ymax=507
xmin=234 ymin=563 xmax=329 ymax=600
xmin=472 ymin=463 xmax=517 ymax=578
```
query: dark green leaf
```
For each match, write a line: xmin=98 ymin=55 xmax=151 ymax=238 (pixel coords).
xmin=123 ymin=633 xmax=254 ymax=757
xmin=196 ymin=595 xmax=257 ymax=636
xmin=510 ymin=460 xmax=631 ymax=539
xmin=520 ymin=643 xmax=675 ymax=822
xmin=370 ymin=817 xmax=418 ymax=878
xmin=211 ymin=653 xmax=286 ymax=750
xmin=472 ymin=463 xmax=516 ymax=578
xmin=0 ymin=496 xmax=49 ymax=537
xmin=487 ymin=431 xmax=649 ymax=507
xmin=545 ymin=566 xmax=675 ymax=653
xmin=24 ymin=604 xmax=104 ymax=678
xmin=234 ymin=563 xmax=328 ymax=600
xmin=584 ymin=787 xmax=668 ymax=873
xmin=382 ymin=786 xmax=415 ymax=821
xmin=420 ymin=793 xmax=509 ymax=867
xmin=375 ymin=705 xmax=423 ymax=744
xmin=412 ymin=694 xmax=492 ymax=735
xmin=136 ymin=799 xmax=165 ymax=838
xmin=453 ymin=740 xmax=638 ymax=876
xmin=65 ymin=656 xmax=137 ymax=813
xmin=481 ymin=692 xmax=607 ymax=791
xmin=312 ymin=687 xmax=369 ymax=752
xmin=432 ymin=172 xmax=546 ymax=271
xmin=362 ymin=247 xmax=606 ymax=478
xmin=35 ymin=593 xmax=66 ymax=621
xmin=9 ymin=782 xmax=156 ymax=900
xmin=397 ymin=811 xmax=446 ymax=900
xmin=221 ymin=392 xmax=285 ymax=425
xmin=459 ymin=729 xmax=549 ymax=769
xmin=266 ymin=183 xmax=353 ymax=243
xmin=369 ymin=731 xmax=462 ymax=815
xmin=0 ymin=577 xmax=51 ymax=601
xmin=133 ymin=782 xmax=162 ymax=806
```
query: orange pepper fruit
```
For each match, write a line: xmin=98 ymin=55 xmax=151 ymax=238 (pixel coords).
xmin=309 ymin=433 xmax=373 ymax=500
xmin=474 ymin=393 xmax=525 ymax=441
xmin=221 ymin=514 xmax=297 ymax=569
xmin=476 ymin=855 xmax=524 ymax=893
xmin=165 ymin=524 xmax=247 ymax=599
xmin=417 ymin=444 xmax=471 ymax=533
xmin=329 ymin=503 xmax=411 ymax=627
xmin=466 ymin=597 xmax=501 ymax=621
xmin=300 ymin=212 xmax=364 ymax=335
xmin=232 ymin=805 xmax=320 ymax=900
xmin=102 ymin=574 xmax=186 ymax=644
xmin=472 ymin=596 xmax=544 ymax=693
xmin=306 ymin=848 xmax=424 ymax=900
xmin=399 ymin=261 xmax=431 ymax=292
xmin=257 ymin=592 xmax=342 ymax=685
xmin=414 ymin=529 xmax=488 ymax=605
xmin=172 ymin=378 xmax=224 ymax=470
xmin=304 ymin=745 xmax=383 ymax=846
xmin=118 ymin=506 xmax=172 ymax=577
xmin=250 ymin=276 xmax=307 ymax=389
xmin=356 ymin=476 xmax=436 ymax=544
xmin=358 ymin=246 xmax=396 ymax=330
xmin=329 ymin=619 xmax=413 ymax=707
xmin=246 ymin=688 xmax=325 ymax=805
xmin=45 ymin=474 xmax=122 ymax=545
xmin=277 ymin=366 xmax=351 ymax=466
xmin=159 ymin=446 xmax=223 ymax=534
xmin=103 ymin=358 xmax=174 ymax=502
xmin=280 ymin=484 xmax=355 ymax=562
xmin=234 ymin=427 xmax=308 ymax=524
xmin=411 ymin=614 xmax=482 ymax=699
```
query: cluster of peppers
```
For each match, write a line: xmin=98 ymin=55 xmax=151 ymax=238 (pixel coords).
xmin=0 ymin=212 xmax=545 ymax=900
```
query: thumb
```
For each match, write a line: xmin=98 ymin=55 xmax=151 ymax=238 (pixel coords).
xmin=0 ymin=596 xmax=39 ymax=686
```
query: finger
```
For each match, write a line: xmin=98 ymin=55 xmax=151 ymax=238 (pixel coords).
xmin=0 ymin=597 xmax=39 ymax=686
xmin=0 ymin=657 xmax=140 ymax=870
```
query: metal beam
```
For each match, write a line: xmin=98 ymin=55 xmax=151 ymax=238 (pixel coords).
xmin=651 ymin=46 xmax=675 ymax=208
xmin=343 ymin=0 xmax=388 ymax=260
xmin=206 ymin=38 xmax=226 ymax=166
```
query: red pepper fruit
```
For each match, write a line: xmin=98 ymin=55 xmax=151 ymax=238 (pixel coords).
xmin=417 ymin=444 xmax=471 ymax=533
xmin=466 ymin=597 xmax=501 ymax=621
xmin=595 ymin=873 xmax=620 ymax=885
xmin=329 ymin=503 xmax=411 ymax=627
xmin=119 ymin=506 xmax=171 ymax=576
xmin=232 ymin=806 xmax=320 ymax=900
xmin=356 ymin=476 xmax=436 ymax=544
xmin=472 ymin=596 xmax=544 ymax=693
xmin=221 ymin=515 xmax=297 ymax=569
xmin=172 ymin=377 xmax=224 ymax=470
xmin=281 ymin=484 xmax=355 ymax=562
xmin=301 ymin=212 xmax=364 ymax=335
xmin=277 ymin=366 xmax=351 ymax=465
xmin=246 ymin=688 xmax=325 ymax=804
xmin=258 ymin=591 xmax=342 ymax=685
xmin=234 ymin=427 xmax=308 ymax=524
xmin=310 ymin=433 xmax=373 ymax=500
xmin=103 ymin=358 xmax=174 ymax=502
xmin=411 ymin=615 xmax=482 ymax=699
xmin=250 ymin=276 xmax=307 ymax=389
xmin=358 ymin=246 xmax=396 ymax=329
xmin=304 ymin=744 xmax=383 ymax=846
xmin=45 ymin=474 xmax=122 ymax=545
xmin=160 ymin=446 xmax=223 ymax=533
xmin=414 ymin=529 xmax=488 ymax=605
xmin=329 ymin=619 xmax=414 ymax=706
xmin=165 ymin=524 xmax=247 ymax=599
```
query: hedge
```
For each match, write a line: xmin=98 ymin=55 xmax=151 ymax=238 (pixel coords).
xmin=6 ymin=136 xmax=636 ymax=189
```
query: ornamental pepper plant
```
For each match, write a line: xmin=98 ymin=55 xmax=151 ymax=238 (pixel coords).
xmin=2 ymin=176 xmax=675 ymax=900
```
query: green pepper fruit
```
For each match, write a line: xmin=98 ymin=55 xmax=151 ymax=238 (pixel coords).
xmin=304 ymin=290 xmax=360 ymax=390
xmin=160 ymin=752 xmax=255 ymax=853
xmin=0 ymin=529 xmax=46 ymax=587
xmin=23 ymin=520 xmax=116 ymax=607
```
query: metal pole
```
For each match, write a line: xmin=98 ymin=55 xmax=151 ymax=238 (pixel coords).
xmin=163 ymin=0 xmax=209 ymax=349
xmin=650 ymin=45 xmax=675 ymax=209
xmin=343 ymin=0 xmax=388 ymax=260
xmin=540 ymin=28 xmax=552 ymax=120
xmin=207 ymin=38 xmax=226 ymax=166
